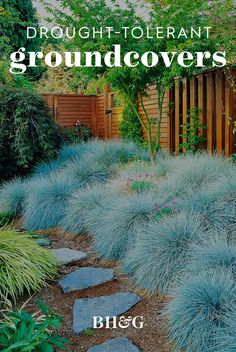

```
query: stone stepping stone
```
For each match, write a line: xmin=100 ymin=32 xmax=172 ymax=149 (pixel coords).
xmin=52 ymin=248 xmax=87 ymax=265
xmin=73 ymin=292 xmax=141 ymax=334
xmin=59 ymin=267 xmax=115 ymax=293
xmin=36 ymin=237 xmax=51 ymax=247
xmin=87 ymin=337 xmax=141 ymax=352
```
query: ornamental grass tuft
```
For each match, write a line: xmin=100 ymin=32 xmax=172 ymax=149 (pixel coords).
xmin=187 ymin=236 xmax=236 ymax=276
xmin=92 ymin=192 xmax=163 ymax=259
xmin=0 ymin=178 xmax=28 ymax=216
xmin=167 ymin=270 xmax=236 ymax=352
xmin=61 ymin=184 xmax=107 ymax=234
xmin=121 ymin=212 xmax=205 ymax=294
xmin=0 ymin=228 xmax=58 ymax=304
xmin=23 ymin=172 xmax=80 ymax=231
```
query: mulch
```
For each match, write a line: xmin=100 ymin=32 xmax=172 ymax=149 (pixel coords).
xmin=18 ymin=229 xmax=174 ymax=352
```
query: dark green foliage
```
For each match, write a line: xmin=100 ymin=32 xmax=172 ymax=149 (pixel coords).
xmin=0 ymin=87 xmax=64 ymax=180
xmin=0 ymin=212 xmax=14 ymax=227
xmin=0 ymin=300 xmax=69 ymax=351
xmin=63 ymin=125 xmax=93 ymax=143
xmin=180 ymin=108 xmax=207 ymax=153
xmin=130 ymin=180 xmax=154 ymax=193
xmin=120 ymin=101 xmax=143 ymax=145
xmin=0 ymin=0 xmax=44 ymax=80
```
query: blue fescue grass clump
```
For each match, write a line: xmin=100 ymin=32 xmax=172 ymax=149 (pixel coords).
xmin=23 ymin=172 xmax=80 ymax=231
xmin=32 ymin=159 xmax=64 ymax=177
xmin=167 ymin=270 xmax=236 ymax=352
xmin=210 ymin=165 xmax=236 ymax=209
xmin=60 ymin=184 xmax=107 ymax=234
xmin=121 ymin=212 xmax=205 ymax=294
xmin=213 ymin=318 xmax=236 ymax=352
xmin=187 ymin=236 xmax=236 ymax=276
xmin=64 ymin=157 xmax=113 ymax=186
xmin=81 ymin=139 xmax=147 ymax=165
xmin=172 ymin=152 xmax=229 ymax=187
xmin=0 ymin=177 xmax=28 ymax=216
xmin=57 ymin=143 xmax=86 ymax=162
xmin=156 ymin=153 xmax=230 ymax=201
xmin=177 ymin=190 xmax=232 ymax=231
xmin=92 ymin=192 xmax=169 ymax=260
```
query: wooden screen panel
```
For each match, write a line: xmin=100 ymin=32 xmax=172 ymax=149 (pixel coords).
xmin=215 ymin=71 xmax=224 ymax=154
xmin=198 ymin=75 xmax=204 ymax=137
xmin=54 ymin=95 xmax=94 ymax=129
xmin=182 ymin=78 xmax=188 ymax=152
xmin=96 ymin=94 xmax=106 ymax=138
xmin=206 ymin=72 xmax=214 ymax=153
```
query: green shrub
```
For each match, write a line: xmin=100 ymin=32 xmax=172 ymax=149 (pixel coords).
xmin=0 ymin=228 xmax=58 ymax=304
xmin=63 ymin=124 xmax=92 ymax=143
xmin=0 ymin=300 xmax=69 ymax=351
xmin=0 ymin=87 xmax=64 ymax=181
xmin=120 ymin=101 xmax=144 ymax=144
xmin=0 ymin=212 xmax=15 ymax=227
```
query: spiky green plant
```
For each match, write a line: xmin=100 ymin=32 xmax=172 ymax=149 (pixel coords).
xmin=0 ymin=228 xmax=58 ymax=304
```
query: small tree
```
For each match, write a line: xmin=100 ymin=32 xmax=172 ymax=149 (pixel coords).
xmin=44 ymin=0 xmax=235 ymax=160
xmin=0 ymin=0 xmax=44 ymax=83
xmin=0 ymin=87 xmax=64 ymax=180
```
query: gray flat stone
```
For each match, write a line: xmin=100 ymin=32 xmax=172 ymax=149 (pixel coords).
xmin=59 ymin=267 xmax=115 ymax=293
xmin=87 ymin=338 xmax=141 ymax=352
xmin=36 ymin=238 xmax=51 ymax=247
xmin=73 ymin=292 xmax=141 ymax=334
xmin=52 ymin=248 xmax=87 ymax=265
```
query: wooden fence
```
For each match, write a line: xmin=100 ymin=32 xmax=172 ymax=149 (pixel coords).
xmin=43 ymin=67 xmax=236 ymax=156
xmin=168 ymin=68 xmax=236 ymax=156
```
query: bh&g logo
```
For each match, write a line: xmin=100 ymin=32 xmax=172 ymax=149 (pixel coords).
xmin=93 ymin=316 xmax=144 ymax=329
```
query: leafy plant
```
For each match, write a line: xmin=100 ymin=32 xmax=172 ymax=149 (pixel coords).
xmin=0 ymin=88 xmax=64 ymax=180
xmin=0 ymin=300 xmax=69 ymax=351
xmin=166 ymin=270 xmax=236 ymax=352
xmin=63 ymin=124 xmax=92 ymax=143
xmin=120 ymin=100 xmax=144 ymax=145
xmin=0 ymin=228 xmax=58 ymax=304
xmin=0 ymin=212 xmax=15 ymax=227
xmin=130 ymin=180 xmax=154 ymax=193
xmin=82 ymin=328 xmax=94 ymax=337
xmin=179 ymin=108 xmax=207 ymax=153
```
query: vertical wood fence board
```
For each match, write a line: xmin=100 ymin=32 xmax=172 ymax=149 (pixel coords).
xmin=215 ymin=71 xmax=223 ymax=154
xmin=206 ymin=72 xmax=214 ymax=153
xmin=182 ymin=78 xmax=188 ymax=152
xmin=175 ymin=80 xmax=181 ymax=153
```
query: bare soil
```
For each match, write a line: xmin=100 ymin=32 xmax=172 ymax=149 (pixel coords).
xmin=21 ymin=229 xmax=173 ymax=352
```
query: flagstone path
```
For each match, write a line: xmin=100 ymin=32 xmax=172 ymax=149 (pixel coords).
xmin=49 ymin=244 xmax=142 ymax=351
